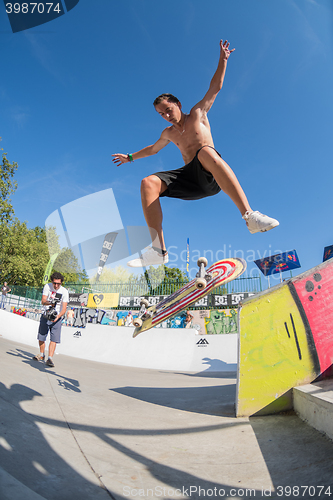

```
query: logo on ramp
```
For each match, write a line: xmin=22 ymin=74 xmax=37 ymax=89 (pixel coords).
xmin=196 ymin=338 xmax=209 ymax=347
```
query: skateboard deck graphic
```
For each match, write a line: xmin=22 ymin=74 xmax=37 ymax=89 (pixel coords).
xmin=133 ymin=258 xmax=246 ymax=337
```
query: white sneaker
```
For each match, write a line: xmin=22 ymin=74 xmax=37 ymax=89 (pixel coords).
xmin=243 ymin=211 xmax=279 ymax=234
xmin=127 ymin=247 xmax=169 ymax=268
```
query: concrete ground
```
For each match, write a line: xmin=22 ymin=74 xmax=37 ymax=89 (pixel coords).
xmin=0 ymin=337 xmax=333 ymax=500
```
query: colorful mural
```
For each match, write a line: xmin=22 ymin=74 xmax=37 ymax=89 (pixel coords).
xmin=8 ymin=298 xmax=239 ymax=334
xmin=67 ymin=307 xmax=238 ymax=333
xmin=137 ymin=309 xmax=238 ymax=334
xmin=237 ymin=259 xmax=333 ymax=417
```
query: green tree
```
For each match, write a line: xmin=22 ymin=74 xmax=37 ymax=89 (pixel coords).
xmin=140 ymin=265 xmax=189 ymax=295
xmin=0 ymin=221 xmax=49 ymax=285
xmin=53 ymin=247 xmax=89 ymax=284
xmin=0 ymin=144 xmax=18 ymax=224
xmin=0 ymin=144 xmax=88 ymax=286
xmin=142 ymin=265 xmax=188 ymax=283
xmin=44 ymin=225 xmax=89 ymax=283
xmin=90 ymin=266 xmax=136 ymax=284
xmin=0 ymin=222 xmax=89 ymax=286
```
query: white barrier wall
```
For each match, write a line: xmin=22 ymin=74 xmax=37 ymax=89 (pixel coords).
xmin=0 ymin=309 xmax=237 ymax=372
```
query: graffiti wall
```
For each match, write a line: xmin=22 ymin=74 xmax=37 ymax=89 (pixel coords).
xmin=11 ymin=307 xmax=42 ymax=321
xmin=66 ymin=307 xmax=238 ymax=333
xmin=9 ymin=291 xmax=242 ymax=334
xmin=237 ymin=258 xmax=333 ymax=417
xmin=159 ymin=309 xmax=239 ymax=334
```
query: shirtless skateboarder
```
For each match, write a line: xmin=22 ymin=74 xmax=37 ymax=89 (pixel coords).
xmin=112 ymin=39 xmax=279 ymax=268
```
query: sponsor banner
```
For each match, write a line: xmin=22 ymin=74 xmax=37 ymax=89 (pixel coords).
xmin=186 ymin=238 xmax=190 ymax=277
xmin=119 ymin=296 xmax=168 ymax=308
xmin=87 ymin=292 xmax=119 ymax=308
xmin=255 ymin=250 xmax=301 ymax=276
xmin=96 ymin=232 xmax=118 ymax=281
xmin=212 ymin=293 xmax=255 ymax=307
xmin=43 ymin=252 xmax=59 ymax=285
xmin=69 ymin=293 xmax=89 ymax=307
xmin=119 ymin=293 xmax=254 ymax=309
xmin=323 ymin=245 xmax=333 ymax=262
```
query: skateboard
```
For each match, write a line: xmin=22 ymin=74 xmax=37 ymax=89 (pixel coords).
xmin=133 ymin=257 xmax=247 ymax=337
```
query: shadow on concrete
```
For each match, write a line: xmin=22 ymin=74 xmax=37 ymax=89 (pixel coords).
xmin=6 ymin=348 xmax=81 ymax=393
xmin=0 ymin=379 xmax=254 ymax=500
xmin=111 ymin=384 xmax=236 ymax=417
xmin=250 ymin=414 xmax=333 ymax=498
xmin=200 ymin=357 xmax=237 ymax=373
xmin=0 ymin=382 xmax=109 ymax=500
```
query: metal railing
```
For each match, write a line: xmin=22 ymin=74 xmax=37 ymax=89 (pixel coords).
xmin=3 ymin=274 xmax=261 ymax=311
xmin=68 ymin=274 xmax=262 ymax=297
xmin=3 ymin=287 xmax=43 ymax=312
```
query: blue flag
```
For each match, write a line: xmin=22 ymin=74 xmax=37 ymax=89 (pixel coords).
xmin=255 ymin=250 xmax=301 ymax=277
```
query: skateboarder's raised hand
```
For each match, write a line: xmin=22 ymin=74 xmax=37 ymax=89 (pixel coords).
xmin=220 ymin=39 xmax=235 ymax=60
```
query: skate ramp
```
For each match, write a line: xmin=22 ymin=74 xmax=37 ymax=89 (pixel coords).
xmin=236 ymin=259 xmax=333 ymax=417
xmin=0 ymin=309 xmax=237 ymax=373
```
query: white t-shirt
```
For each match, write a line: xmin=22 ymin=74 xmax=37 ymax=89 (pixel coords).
xmin=42 ymin=283 xmax=69 ymax=314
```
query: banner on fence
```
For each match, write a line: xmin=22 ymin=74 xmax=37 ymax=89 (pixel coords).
xmin=43 ymin=252 xmax=59 ymax=285
xmin=68 ymin=293 xmax=89 ymax=307
xmin=119 ymin=296 xmax=168 ymax=308
xmin=87 ymin=293 xmax=119 ymax=308
xmin=119 ymin=292 xmax=254 ymax=309
xmin=211 ymin=293 xmax=255 ymax=307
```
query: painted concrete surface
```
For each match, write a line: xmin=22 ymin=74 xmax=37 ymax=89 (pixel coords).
xmin=294 ymin=379 xmax=333 ymax=442
xmin=0 ymin=309 xmax=237 ymax=372
xmin=237 ymin=259 xmax=333 ymax=417
xmin=1 ymin=337 xmax=333 ymax=500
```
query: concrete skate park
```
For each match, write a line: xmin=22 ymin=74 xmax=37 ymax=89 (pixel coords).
xmin=1 ymin=260 xmax=333 ymax=499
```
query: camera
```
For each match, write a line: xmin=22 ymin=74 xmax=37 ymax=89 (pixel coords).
xmin=44 ymin=293 xmax=62 ymax=321
xmin=44 ymin=307 xmax=58 ymax=321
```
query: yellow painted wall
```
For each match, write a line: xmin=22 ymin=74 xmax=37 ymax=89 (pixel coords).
xmin=237 ymin=283 xmax=317 ymax=417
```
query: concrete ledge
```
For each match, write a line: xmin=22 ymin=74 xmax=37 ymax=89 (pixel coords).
xmin=293 ymin=379 xmax=333 ymax=441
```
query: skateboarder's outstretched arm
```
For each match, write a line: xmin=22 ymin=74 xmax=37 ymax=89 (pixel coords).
xmin=112 ymin=39 xmax=235 ymax=167
xmin=112 ymin=134 xmax=170 ymax=166
xmin=192 ymin=39 xmax=235 ymax=115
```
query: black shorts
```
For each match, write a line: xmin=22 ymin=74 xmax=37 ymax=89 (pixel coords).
xmin=154 ymin=146 xmax=221 ymax=201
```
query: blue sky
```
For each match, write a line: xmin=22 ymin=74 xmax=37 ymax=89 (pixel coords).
xmin=1 ymin=0 xmax=333 ymax=287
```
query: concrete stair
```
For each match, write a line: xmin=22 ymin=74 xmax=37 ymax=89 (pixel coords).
xmin=293 ymin=379 xmax=333 ymax=441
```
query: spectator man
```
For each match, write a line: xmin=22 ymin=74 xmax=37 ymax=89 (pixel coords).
xmin=33 ymin=272 xmax=69 ymax=368
xmin=1 ymin=282 xmax=11 ymax=309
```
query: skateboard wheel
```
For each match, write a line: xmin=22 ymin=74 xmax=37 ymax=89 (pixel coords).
xmin=195 ymin=278 xmax=207 ymax=290
xmin=140 ymin=299 xmax=149 ymax=308
xmin=133 ymin=318 xmax=143 ymax=328
xmin=197 ymin=257 xmax=208 ymax=267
